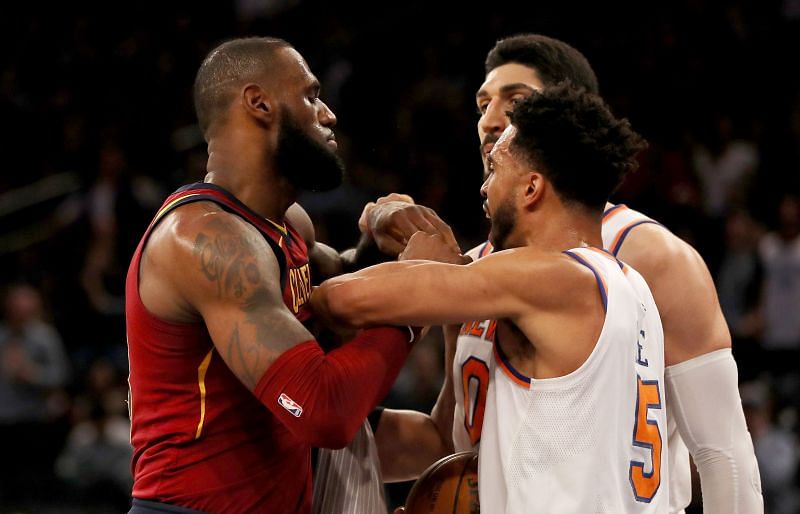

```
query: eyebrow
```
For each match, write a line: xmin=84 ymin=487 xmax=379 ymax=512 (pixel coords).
xmin=475 ymin=82 xmax=537 ymax=100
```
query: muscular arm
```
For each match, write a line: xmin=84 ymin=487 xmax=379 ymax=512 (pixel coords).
xmin=615 ymin=223 xmax=730 ymax=366
xmin=311 ymin=249 xmax=534 ymax=329
xmin=617 ymin=223 xmax=763 ymax=513
xmin=375 ymin=325 xmax=458 ymax=482
xmin=141 ymin=203 xmax=414 ymax=449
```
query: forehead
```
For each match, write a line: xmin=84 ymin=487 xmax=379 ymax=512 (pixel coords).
xmin=275 ymin=47 xmax=317 ymax=87
xmin=478 ymin=63 xmax=545 ymax=96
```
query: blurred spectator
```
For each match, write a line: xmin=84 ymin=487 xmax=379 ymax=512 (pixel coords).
xmin=692 ymin=115 xmax=759 ymax=219
xmin=0 ymin=283 xmax=70 ymax=500
xmin=741 ymin=380 xmax=800 ymax=514
xmin=80 ymin=140 xmax=162 ymax=317
xmin=56 ymin=359 xmax=132 ymax=508
xmin=717 ymin=210 xmax=764 ymax=338
xmin=758 ymin=194 xmax=800 ymax=373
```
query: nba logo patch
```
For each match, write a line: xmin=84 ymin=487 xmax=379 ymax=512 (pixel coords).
xmin=279 ymin=393 xmax=303 ymax=417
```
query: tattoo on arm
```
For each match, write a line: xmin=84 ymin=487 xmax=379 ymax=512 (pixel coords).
xmin=193 ymin=217 xmax=302 ymax=389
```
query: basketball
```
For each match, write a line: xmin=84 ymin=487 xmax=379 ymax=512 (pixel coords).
xmin=400 ymin=452 xmax=479 ymax=514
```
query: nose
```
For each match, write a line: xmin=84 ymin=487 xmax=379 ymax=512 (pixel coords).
xmin=480 ymin=176 xmax=490 ymax=198
xmin=318 ymin=99 xmax=337 ymax=128
xmin=479 ymin=99 xmax=508 ymax=139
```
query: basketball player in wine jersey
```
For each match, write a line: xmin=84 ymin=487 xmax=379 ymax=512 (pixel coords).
xmin=125 ymin=37 xmax=460 ymax=514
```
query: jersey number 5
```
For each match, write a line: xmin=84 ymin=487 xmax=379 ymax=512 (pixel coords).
xmin=629 ymin=375 xmax=662 ymax=503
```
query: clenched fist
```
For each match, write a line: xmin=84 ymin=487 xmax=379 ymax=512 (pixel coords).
xmin=359 ymin=194 xmax=459 ymax=257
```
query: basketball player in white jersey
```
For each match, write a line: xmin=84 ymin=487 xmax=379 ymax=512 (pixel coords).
xmin=313 ymin=84 xmax=671 ymax=512
xmin=359 ymin=34 xmax=762 ymax=514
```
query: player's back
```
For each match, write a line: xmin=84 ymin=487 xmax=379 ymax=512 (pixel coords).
xmin=454 ymin=247 xmax=668 ymax=513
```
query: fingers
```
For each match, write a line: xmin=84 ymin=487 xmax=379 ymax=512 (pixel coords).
xmin=358 ymin=202 xmax=376 ymax=234
xmin=375 ymin=232 xmax=410 ymax=256
xmin=393 ymin=507 xmax=406 ymax=514
xmin=421 ymin=208 xmax=459 ymax=252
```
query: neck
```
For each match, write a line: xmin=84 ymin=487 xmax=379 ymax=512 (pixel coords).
xmin=203 ymin=128 xmax=295 ymax=222
xmin=519 ymin=202 xmax=603 ymax=252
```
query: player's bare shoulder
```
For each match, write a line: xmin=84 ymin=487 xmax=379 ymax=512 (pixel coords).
xmin=614 ymin=213 xmax=730 ymax=364
xmin=140 ymin=201 xmax=282 ymax=321
xmin=479 ymin=247 xmax=603 ymax=313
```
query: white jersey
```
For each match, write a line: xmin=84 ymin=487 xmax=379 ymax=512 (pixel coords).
xmin=312 ymin=419 xmax=387 ymax=514
xmin=453 ymin=246 xmax=668 ymax=513
xmin=602 ymin=204 xmax=692 ymax=514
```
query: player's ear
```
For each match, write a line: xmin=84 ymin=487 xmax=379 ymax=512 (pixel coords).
xmin=242 ymin=84 xmax=275 ymax=126
xmin=522 ymin=172 xmax=545 ymax=208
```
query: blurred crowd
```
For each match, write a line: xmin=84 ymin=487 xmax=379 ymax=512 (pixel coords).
xmin=1 ymin=1 xmax=798 ymax=512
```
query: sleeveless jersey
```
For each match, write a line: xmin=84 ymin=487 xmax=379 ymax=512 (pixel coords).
xmin=601 ymin=204 xmax=691 ymax=514
xmin=460 ymin=204 xmax=690 ymax=513
xmin=126 ymin=182 xmax=314 ymax=513
xmin=453 ymin=247 xmax=668 ymax=513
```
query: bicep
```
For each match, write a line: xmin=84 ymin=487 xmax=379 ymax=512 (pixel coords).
xmin=178 ymin=213 xmax=314 ymax=390
xmin=617 ymin=227 xmax=730 ymax=365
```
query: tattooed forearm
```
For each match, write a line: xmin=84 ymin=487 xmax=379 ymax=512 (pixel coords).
xmin=226 ymin=324 xmax=260 ymax=389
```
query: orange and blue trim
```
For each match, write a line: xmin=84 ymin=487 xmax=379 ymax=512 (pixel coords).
xmin=588 ymin=246 xmax=628 ymax=274
xmin=494 ymin=341 xmax=531 ymax=388
xmin=603 ymin=203 xmax=628 ymax=223
xmin=478 ymin=240 xmax=494 ymax=258
xmin=564 ymin=250 xmax=608 ymax=312
xmin=610 ymin=220 xmax=660 ymax=256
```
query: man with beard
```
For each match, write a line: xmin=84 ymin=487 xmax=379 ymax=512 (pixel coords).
xmin=363 ymin=34 xmax=763 ymax=514
xmin=125 ymin=37 xmax=456 ymax=514
xmin=313 ymin=85 xmax=671 ymax=512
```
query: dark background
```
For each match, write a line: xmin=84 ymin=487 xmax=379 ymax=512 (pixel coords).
xmin=0 ymin=1 xmax=798 ymax=512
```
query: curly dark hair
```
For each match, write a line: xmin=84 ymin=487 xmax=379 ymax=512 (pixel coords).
xmin=486 ymin=34 xmax=599 ymax=95
xmin=508 ymin=82 xmax=647 ymax=211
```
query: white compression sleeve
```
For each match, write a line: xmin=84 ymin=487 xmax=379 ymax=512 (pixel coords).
xmin=665 ymin=348 xmax=764 ymax=514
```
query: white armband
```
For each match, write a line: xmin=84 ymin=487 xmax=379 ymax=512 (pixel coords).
xmin=665 ymin=348 xmax=764 ymax=514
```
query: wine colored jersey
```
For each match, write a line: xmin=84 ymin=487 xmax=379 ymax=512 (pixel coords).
xmin=126 ymin=183 xmax=315 ymax=513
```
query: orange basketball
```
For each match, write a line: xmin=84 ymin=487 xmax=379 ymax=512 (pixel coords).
xmin=401 ymin=452 xmax=479 ymax=514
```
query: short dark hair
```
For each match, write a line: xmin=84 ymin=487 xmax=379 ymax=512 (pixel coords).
xmin=486 ymin=34 xmax=599 ymax=95
xmin=508 ymin=83 xmax=646 ymax=211
xmin=193 ymin=37 xmax=291 ymax=137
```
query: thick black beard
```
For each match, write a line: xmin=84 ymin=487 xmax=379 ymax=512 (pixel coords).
xmin=274 ymin=113 xmax=345 ymax=192
xmin=489 ymin=198 xmax=517 ymax=251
